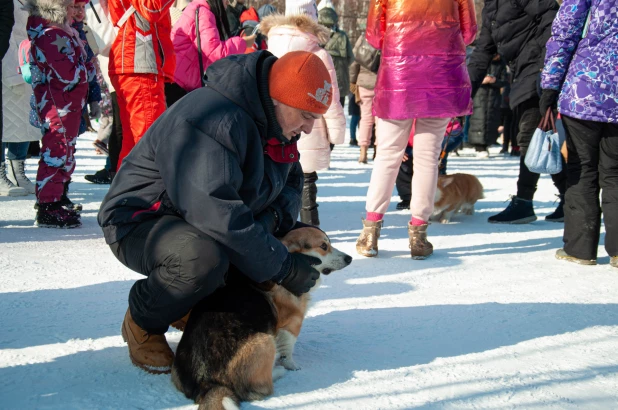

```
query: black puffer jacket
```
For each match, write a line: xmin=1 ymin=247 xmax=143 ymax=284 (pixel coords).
xmin=468 ymin=59 xmax=507 ymax=147
xmin=467 ymin=0 xmax=559 ymax=109
xmin=98 ymin=51 xmax=303 ymax=283
xmin=0 ymin=0 xmax=15 ymax=60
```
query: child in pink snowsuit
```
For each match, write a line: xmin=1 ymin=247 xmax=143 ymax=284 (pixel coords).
xmin=24 ymin=0 xmax=92 ymax=228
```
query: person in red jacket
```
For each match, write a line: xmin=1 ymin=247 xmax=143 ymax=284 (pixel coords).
xmin=108 ymin=0 xmax=176 ymax=168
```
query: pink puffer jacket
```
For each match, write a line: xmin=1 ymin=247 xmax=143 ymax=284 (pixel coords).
xmin=261 ymin=14 xmax=346 ymax=174
xmin=172 ymin=0 xmax=246 ymax=91
xmin=367 ymin=0 xmax=477 ymax=120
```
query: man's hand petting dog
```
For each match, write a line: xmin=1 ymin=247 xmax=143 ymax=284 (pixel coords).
xmin=279 ymin=253 xmax=321 ymax=295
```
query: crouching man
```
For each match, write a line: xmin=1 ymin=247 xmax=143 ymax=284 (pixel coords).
xmin=98 ymin=50 xmax=333 ymax=374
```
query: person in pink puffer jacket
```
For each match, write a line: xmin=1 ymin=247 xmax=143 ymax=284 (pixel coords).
xmin=260 ymin=4 xmax=346 ymax=227
xmin=168 ymin=0 xmax=254 ymax=105
xmin=356 ymin=0 xmax=477 ymax=260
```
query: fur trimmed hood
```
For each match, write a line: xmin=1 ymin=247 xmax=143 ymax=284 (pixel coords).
xmin=22 ymin=0 xmax=72 ymax=25
xmin=260 ymin=14 xmax=330 ymax=45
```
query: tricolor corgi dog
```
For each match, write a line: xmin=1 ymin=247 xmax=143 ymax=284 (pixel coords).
xmin=172 ymin=227 xmax=352 ymax=410
xmin=432 ymin=173 xmax=484 ymax=223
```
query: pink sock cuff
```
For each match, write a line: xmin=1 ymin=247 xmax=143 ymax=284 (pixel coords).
xmin=410 ymin=217 xmax=427 ymax=226
xmin=366 ymin=212 xmax=384 ymax=222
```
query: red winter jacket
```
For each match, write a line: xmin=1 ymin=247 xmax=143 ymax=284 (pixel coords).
xmin=108 ymin=0 xmax=176 ymax=80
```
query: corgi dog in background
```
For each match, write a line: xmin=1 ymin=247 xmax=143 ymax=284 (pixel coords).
xmin=432 ymin=173 xmax=484 ymax=223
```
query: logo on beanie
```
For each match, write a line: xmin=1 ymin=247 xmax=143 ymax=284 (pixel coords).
xmin=308 ymin=80 xmax=332 ymax=107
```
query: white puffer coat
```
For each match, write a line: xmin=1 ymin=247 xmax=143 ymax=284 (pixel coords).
xmin=2 ymin=0 xmax=41 ymax=143
xmin=261 ymin=14 xmax=346 ymax=174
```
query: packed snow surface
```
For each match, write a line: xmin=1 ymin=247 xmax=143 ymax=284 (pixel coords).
xmin=1 ymin=131 xmax=617 ymax=409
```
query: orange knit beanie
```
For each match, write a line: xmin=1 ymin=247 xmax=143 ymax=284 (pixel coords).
xmin=269 ymin=51 xmax=332 ymax=115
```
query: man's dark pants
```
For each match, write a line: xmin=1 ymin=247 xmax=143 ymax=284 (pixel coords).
xmin=561 ymin=116 xmax=618 ymax=260
xmin=513 ymin=97 xmax=567 ymax=200
xmin=110 ymin=215 xmax=229 ymax=334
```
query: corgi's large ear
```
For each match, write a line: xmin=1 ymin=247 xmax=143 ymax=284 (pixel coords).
xmin=441 ymin=176 xmax=455 ymax=187
xmin=286 ymin=243 xmax=302 ymax=253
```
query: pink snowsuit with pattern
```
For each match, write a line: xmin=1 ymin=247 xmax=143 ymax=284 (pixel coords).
xmin=27 ymin=16 xmax=91 ymax=203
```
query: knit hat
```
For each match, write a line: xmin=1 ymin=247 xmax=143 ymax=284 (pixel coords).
xmin=269 ymin=51 xmax=332 ymax=115
xmin=285 ymin=0 xmax=318 ymax=22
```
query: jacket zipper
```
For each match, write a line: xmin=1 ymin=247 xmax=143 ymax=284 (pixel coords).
xmin=155 ymin=23 xmax=165 ymax=73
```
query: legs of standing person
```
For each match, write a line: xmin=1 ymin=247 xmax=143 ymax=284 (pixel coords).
xmin=111 ymin=74 xmax=166 ymax=169
xmin=365 ymin=118 xmax=414 ymax=218
xmin=164 ymin=82 xmax=188 ymax=108
xmin=396 ymin=152 xmax=412 ymax=207
xmin=36 ymin=103 xmax=81 ymax=204
xmin=109 ymin=91 xmax=123 ymax=174
xmin=410 ymin=118 xmax=450 ymax=224
xmin=600 ymin=123 xmax=618 ymax=259
xmin=350 ymin=114 xmax=360 ymax=145
xmin=561 ymin=116 xmax=618 ymax=261
xmin=110 ymin=215 xmax=229 ymax=334
xmin=301 ymin=171 xmax=320 ymax=227
xmin=358 ymin=87 xmax=375 ymax=163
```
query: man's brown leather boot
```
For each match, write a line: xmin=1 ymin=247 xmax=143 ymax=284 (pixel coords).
xmin=170 ymin=311 xmax=191 ymax=331
xmin=121 ymin=308 xmax=174 ymax=374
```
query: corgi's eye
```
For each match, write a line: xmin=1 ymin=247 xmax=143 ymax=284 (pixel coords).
xmin=320 ymin=243 xmax=328 ymax=251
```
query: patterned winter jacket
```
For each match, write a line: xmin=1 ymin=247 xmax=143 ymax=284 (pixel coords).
xmin=541 ymin=0 xmax=618 ymax=123
xmin=108 ymin=0 xmax=176 ymax=80
xmin=26 ymin=15 xmax=93 ymax=134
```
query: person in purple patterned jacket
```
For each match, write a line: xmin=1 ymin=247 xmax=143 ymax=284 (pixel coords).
xmin=540 ymin=0 xmax=618 ymax=268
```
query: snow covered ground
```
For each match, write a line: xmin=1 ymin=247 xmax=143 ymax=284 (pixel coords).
xmin=1 ymin=131 xmax=617 ymax=410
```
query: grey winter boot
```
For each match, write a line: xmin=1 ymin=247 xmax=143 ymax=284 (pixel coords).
xmin=408 ymin=223 xmax=433 ymax=260
xmin=356 ymin=219 xmax=382 ymax=257
xmin=0 ymin=162 xmax=28 ymax=197
xmin=7 ymin=159 xmax=35 ymax=194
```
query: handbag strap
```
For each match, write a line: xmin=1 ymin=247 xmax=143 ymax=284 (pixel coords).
xmin=196 ymin=7 xmax=205 ymax=88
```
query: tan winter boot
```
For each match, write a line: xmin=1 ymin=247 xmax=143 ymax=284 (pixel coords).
xmin=356 ymin=219 xmax=382 ymax=257
xmin=408 ymin=223 xmax=433 ymax=260
xmin=611 ymin=256 xmax=617 ymax=268
xmin=121 ymin=308 xmax=174 ymax=374
xmin=170 ymin=311 xmax=191 ymax=331
xmin=358 ymin=146 xmax=368 ymax=164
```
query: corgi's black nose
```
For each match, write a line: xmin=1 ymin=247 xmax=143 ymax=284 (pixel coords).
xmin=344 ymin=255 xmax=352 ymax=265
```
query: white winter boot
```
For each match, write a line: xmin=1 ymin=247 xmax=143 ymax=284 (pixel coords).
xmin=7 ymin=159 xmax=36 ymax=194
xmin=0 ymin=162 xmax=28 ymax=197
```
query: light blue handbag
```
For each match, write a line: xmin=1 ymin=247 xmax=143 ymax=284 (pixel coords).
xmin=524 ymin=109 xmax=563 ymax=175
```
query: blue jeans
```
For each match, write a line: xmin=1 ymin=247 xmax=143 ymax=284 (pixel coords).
xmin=1 ymin=141 xmax=30 ymax=163
xmin=350 ymin=115 xmax=360 ymax=142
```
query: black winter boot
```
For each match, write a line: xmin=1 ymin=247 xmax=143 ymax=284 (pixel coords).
xmin=545 ymin=195 xmax=565 ymax=222
xmin=85 ymin=168 xmax=113 ymax=184
xmin=35 ymin=202 xmax=81 ymax=228
xmin=301 ymin=172 xmax=320 ymax=227
xmin=35 ymin=180 xmax=83 ymax=212
xmin=488 ymin=196 xmax=537 ymax=224
xmin=61 ymin=179 xmax=82 ymax=212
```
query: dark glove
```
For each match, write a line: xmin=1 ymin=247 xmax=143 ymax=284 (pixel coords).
xmin=255 ymin=207 xmax=280 ymax=235
xmin=539 ymin=89 xmax=560 ymax=116
xmin=277 ymin=253 xmax=321 ymax=295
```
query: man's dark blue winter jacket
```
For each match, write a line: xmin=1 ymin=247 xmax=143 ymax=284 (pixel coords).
xmin=98 ymin=51 xmax=303 ymax=283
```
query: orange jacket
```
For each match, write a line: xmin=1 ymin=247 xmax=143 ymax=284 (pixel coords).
xmin=108 ymin=0 xmax=176 ymax=79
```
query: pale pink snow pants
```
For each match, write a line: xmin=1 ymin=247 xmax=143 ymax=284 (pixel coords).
xmin=365 ymin=117 xmax=450 ymax=222
xmin=358 ymin=87 xmax=375 ymax=147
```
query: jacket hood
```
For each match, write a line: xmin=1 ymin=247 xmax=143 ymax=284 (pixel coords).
xmin=22 ymin=0 xmax=71 ymax=25
xmin=240 ymin=7 xmax=259 ymax=24
xmin=318 ymin=7 xmax=338 ymax=28
xmin=205 ymin=51 xmax=288 ymax=145
xmin=260 ymin=14 xmax=330 ymax=44
xmin=257 ymin=4 xmax=277 ymax=20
